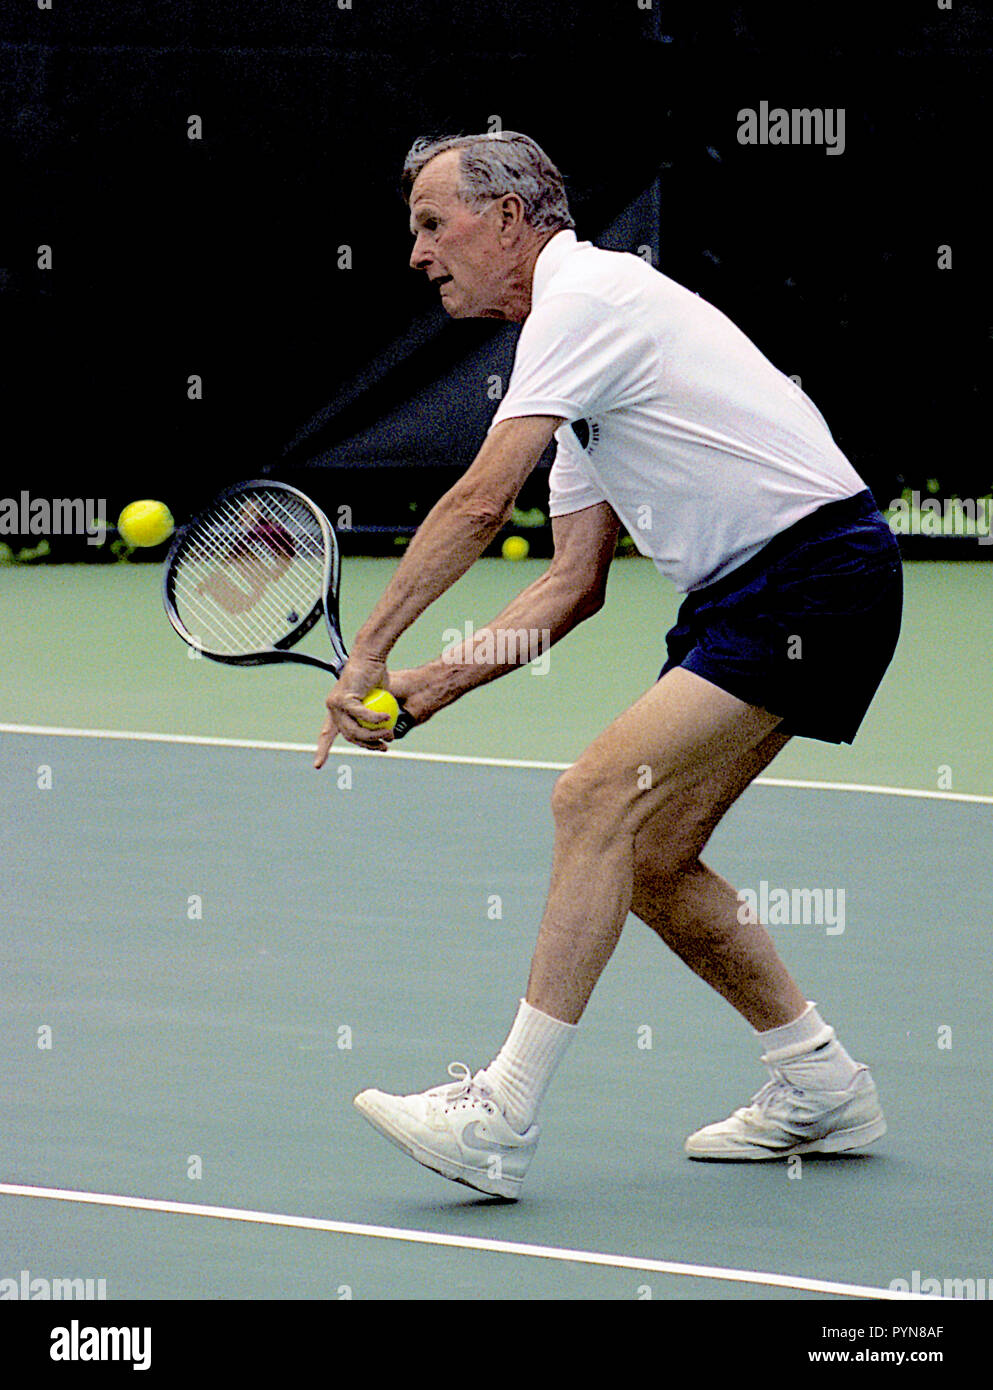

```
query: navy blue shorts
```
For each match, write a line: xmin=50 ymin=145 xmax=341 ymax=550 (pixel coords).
xmin=659 ymin=490 xmax=903 ymax=744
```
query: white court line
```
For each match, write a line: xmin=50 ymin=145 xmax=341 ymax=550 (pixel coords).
xmin=0 ymin=1182 xmax=945 ymax=1300
xmin=0 ymin=721 xmax=566 ymax=771
xmin=1 ymin=721 xmax=992 ymax=803
xmin=755 ymin=775 xmax=992 ymax=805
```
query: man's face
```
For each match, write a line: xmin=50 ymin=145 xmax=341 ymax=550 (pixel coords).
xmin=408 ymin=150 xmax=516 ymax=319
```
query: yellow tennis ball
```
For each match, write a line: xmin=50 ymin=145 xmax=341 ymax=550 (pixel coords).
xmin=501 ymin=535 xmax=529 ymax=561
xmin=118 ymin=499 xmax=174 ymax=548
xmin=357 ymin=687 xmax=399 ymax=731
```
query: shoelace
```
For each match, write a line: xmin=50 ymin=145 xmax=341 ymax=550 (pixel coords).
xmin=439 ymin=1061 xmax=495 ymax=1113
xmin=747 ymin=1070 xmax=802 ymax=1113
xmin=445 ymin=1061 xmax=472 ymax=1094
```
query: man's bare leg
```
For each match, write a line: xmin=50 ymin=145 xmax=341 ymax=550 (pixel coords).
xmin=635 ymin=859 xmax=804 ymax=1029
xmin=524 ymin=668 xmax=793 ymax=1025
xmin=631 ymin=763 xmax=887 ymax=1160
xmin=491 ymin=670 xmax=882 ymax=1158
xmin=477 ymin=670 xmax=806 ymax=1135
xmin=354 ymin=668 xmax=881 ymax=1187
xmin=629 ymin=726 xmax=806 ymax=1031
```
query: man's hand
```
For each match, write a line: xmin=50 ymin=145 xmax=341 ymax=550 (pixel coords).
xmin=315 ymin=651 xmax=394 ymax=766
xmin=386 ymin=664 xmax=453 ymax=727
xmin=320 ymin=502 xmax=622 ymax=758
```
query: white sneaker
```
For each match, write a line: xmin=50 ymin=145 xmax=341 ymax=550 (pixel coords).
xmin=685 ymin=1065 xmax=886 ymax=1160
xmin=354 ymin=1062 xmax=539 ymax=1200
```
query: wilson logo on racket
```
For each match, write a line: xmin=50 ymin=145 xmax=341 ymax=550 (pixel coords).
xmin=196 ymin=514 xmax=297 ymax=614
xmin=197 ymin=548 xmax=291 ymax=614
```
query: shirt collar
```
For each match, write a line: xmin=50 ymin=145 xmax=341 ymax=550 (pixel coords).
xmin=530 ymin=228 xmax=580 ymax=308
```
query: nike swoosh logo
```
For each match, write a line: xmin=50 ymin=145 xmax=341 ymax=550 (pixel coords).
xmin=461 ymin=1121 xmax=522 ymax=1155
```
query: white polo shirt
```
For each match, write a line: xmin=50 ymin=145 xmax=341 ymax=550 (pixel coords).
xmin=489 ymin=229 xmax=866 ymax=592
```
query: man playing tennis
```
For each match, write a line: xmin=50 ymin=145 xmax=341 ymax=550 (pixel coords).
xmin=314 ymin=132 xmax=903 ymax=1199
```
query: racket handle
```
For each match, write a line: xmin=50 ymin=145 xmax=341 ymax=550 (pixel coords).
xmin=392 ymin=706 xmax=417 ymax=740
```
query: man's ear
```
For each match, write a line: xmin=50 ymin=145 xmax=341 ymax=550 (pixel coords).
xmin=497 ymin=193 xmax=527 ymax=240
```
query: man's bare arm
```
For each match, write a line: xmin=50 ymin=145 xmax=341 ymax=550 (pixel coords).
xmin=395 ymin=503 xmax=620 ymax=718
xmin=355 ymin=415 xmax=561 ymax=661
xmin=315 ymin=414 xmax=560 ymax=762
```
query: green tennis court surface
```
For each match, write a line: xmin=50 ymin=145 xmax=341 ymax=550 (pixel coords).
xmin=1 ymin=560 xmax=991 ymax=1302
xmin=4 ymin=558 xmax=993 ymax=790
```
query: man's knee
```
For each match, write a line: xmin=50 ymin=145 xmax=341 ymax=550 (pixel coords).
xmin=551 ymin=757 xmax=704 ymax=863
xmin=633 ymin=794 xmax=717 ymax=885
xmin=550 ymin=764 xmax=598 ymax=833
xmin=634 ymin=836 xmax=706 ymax=892
xmin=551 ymin=758 xmax=646 ymax=838
xmin=630 ymin=854 xmax=712 ymax=938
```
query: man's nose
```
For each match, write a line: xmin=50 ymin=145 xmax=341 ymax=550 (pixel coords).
xmin=409 ymin=235 xmax=432 ymax=271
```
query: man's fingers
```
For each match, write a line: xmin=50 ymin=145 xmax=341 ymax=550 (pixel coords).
xmin=315 ymin=699 xmax=395 ymax=763
xmin=346 ymin=696 xmax=394 ymax=729
xmin=339 ymin=697 xmax=394 ymax=747
xmin=314 ymin=714 xmax=337 ymax=769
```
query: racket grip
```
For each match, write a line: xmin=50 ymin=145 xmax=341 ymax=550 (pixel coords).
xmin=392 ymin=705 xmax=417 ymax=740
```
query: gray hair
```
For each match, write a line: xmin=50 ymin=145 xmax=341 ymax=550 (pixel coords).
xmin=401 ymin=131 xmax=575 ymax=232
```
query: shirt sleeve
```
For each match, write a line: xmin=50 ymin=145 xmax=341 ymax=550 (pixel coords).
xmin=547 ymin=430 xmax=608 ymax=518
xmin=489 ymin=290 xmax=660 ymax=428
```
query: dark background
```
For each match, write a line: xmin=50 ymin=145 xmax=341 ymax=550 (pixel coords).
xmin=2 ymin=1 xmax=990 ymax=554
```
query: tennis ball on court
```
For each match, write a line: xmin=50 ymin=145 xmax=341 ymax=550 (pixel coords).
xmin=357 ymin=687 xmax=400 ymax=731
xmin=118 ymin=499 xmax=174 ymax=548
xmin=501 ymin=535 xmax=529 ymax=561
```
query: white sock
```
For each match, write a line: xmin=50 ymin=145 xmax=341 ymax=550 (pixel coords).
xmin=757 ymin=1001 xmax=861 ymax=1091
xmin=480 ymin=999 xmax=576 ymax=1133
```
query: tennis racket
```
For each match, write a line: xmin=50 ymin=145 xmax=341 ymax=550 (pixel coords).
xmin=162 ymin=479 xmax=416 ymax=738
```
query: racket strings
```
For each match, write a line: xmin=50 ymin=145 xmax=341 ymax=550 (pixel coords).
xmin=171 ymin=489 xmax=328 ymax=656
xmin=174 ymin=523 xmax=320 ymax=651
xmin=176 ymin=493 xmax=323 ymax=646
